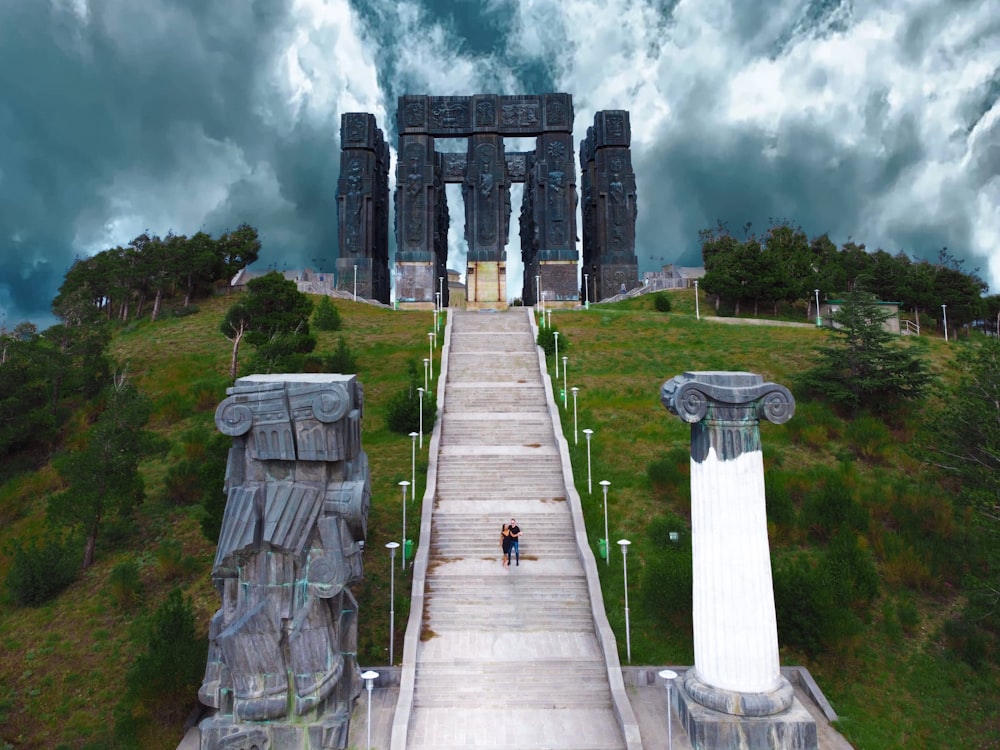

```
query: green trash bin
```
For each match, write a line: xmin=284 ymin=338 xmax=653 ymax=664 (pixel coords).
xmin=404 ymin=539 xmax=414 ymax=561
xmin=598 ymin=538 xmax=607 ymax=560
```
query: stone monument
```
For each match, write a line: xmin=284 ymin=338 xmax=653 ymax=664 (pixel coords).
xmin=580 ymin=110 xmax=639 ymax=302
xmin=660 ymin=371 xmax=817 ymax=750
xmin=198 ymin=374 xmax=371 ymax=750
xmin=337 ymin=113 xmax=391 ymax=304
xmin=393 ymin=93 xmax=579 ymax=309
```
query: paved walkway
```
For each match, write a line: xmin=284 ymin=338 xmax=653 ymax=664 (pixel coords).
xmin=387 ymin=308 xmax=639 ymax=750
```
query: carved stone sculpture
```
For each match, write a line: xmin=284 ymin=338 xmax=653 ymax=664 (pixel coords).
xmin=580 ymin=111 xmax=638 ymax=300
xmin=198 ymin=374 xmax=371 ymax=750
xmin=337 ymin=113 xmax=390 ymax=303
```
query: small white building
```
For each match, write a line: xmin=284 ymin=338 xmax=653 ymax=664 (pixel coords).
xmin=642 ymin=264 xmax=705 ymax=291
xmin=821 ymin=299 xmax=901 ymax=334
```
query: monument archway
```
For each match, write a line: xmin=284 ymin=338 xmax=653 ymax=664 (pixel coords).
xmin=336 ymin=94 xmax=639 ymax=308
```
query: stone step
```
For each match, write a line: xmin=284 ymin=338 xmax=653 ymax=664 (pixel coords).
xmin=401 ymin=310 xmax=630 ymax=750
xmin=405 ymin=707 xmax=627 ymax=750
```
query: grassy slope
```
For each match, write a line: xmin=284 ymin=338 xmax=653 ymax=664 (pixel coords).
xmin=0 ymin=291 xmax=995 ymax=748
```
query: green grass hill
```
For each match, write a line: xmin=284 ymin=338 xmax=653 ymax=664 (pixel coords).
xmin=1 ymin=290 xmax=996 ymax=749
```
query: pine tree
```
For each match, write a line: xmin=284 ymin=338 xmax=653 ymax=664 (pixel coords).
xmin=797 ymin=288 xmax=932 ymax=414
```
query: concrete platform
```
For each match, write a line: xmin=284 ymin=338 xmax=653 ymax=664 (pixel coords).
xmin=346 ymin=666 xmax=854 ymax=750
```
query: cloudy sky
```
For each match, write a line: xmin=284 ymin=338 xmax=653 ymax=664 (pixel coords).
xmin=2 ymin=0 xmax=998 ymax=328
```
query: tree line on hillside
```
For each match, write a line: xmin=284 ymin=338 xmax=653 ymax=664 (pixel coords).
xmin=700 ymin=221 xmax=997 ymax=334
xmin=53 ymin=224 xmax=260 ymax=324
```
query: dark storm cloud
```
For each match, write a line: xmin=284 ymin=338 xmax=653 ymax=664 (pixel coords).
xmin=2 ymin=0 xmax=997 ymax=327
xmin=0 ymin=0 xmax=344 ymax=327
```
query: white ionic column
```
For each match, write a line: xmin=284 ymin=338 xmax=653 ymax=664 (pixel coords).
xmin=661 ymin=371 xmax=795 ymax=716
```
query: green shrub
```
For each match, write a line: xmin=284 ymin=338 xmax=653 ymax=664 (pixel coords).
xmin=155 ymin=540 xmax=197 ymax=580
xmin=943 ymin=615 xmax=990 ymax=670
xmin=323 ymin=336 xmax=358 ymax=373
xmin=799 ymin=465 xmax=869 ymax=540
xmin=198 ymin=433 xmax=231 ymax=543
xmin=765 ymin=472 xmax=796 ymax=528
xmin=170 ymin=304 xmax=200 ymax=318
xmin=639 ymin=515 xmax=692 ymax=632
xmin=647 ymin=448 xmax=689 ymax=489
xmin=163 ymin=457 xmax=202 ymax=506
xmin=125 ymin=588 xmax=207 ymax=706
xmin=826 ymin=528 xmax=880 ymax=611
xmin=896 ymin=595 xmax=920 ymax=634
xmin=536 ymin=326 xmax=564 ymax=356
xmin=653 ymin=293 xmax=672 ymax=313
xmin=773 ymin=552 xmax=860 ymax=656
xmin=386 ymin=361 xmax=437 ymax=435
xmin=845 ymin=415 xmax=892 ymax=462
xmin=109 ymin=560 xmax=142 ymax=609
xmin=312 ymin=296 xmax=342 ymax=331
xmin=5 ymin=534 xmax=79 ymax=606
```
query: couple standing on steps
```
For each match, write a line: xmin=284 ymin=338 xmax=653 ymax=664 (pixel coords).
xmin=500 ymin=518 xmax=520 ymax=567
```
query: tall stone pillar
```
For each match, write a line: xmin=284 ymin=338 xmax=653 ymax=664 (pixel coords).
xmin=661 ymin=371 xmax=816 ymax=750
xmin=464 ymin=133 xmax=509 ymax=305
xmin=581 ymin=111 xmax=639 ymax=301
xmin=534 ymin=132 xmax=578 ymax=303
xmin=394 ymin=132 xmax=438 ymax=306
xmin=337 ymin=113 xmax=390 ymax=303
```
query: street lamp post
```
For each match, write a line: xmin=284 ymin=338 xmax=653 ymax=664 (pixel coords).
xmin=694 ymin=279 xmax=700 ymax=320
xmin=354 ymin=264 xmax=358 ymax=302
xmin=409 ymin=432 xmax=418 ymax=496
xmin=554 ymin=331 xmax=560 ymax=377
xmin=417 ymin=387 xmax=424 ymax=448
xmin=562 ymin=357 xmax=568 ymax=409
xmin=942 ymin=304 xmax=949 ymax=342
xmin=600 ymin=480 xmax=610 ymax=567
xmin=428 ymin=333 xmax=434 ymax=378
xmin=584 ymin=272 xmax=590 ymax=309
xmin=399 ymin=480 xmax=410 ymax=570
xmin=618 ymin=539 xmax=632 ymax=663
xmin=583 ymin=429 xmax=594 ymax=493
xmin=571 ymin=387 xmax=579 ymax=444
xmin=423 ymin=358 xmax=429 ymax=392
xmin=361 ymin=670 xmax=379 ymax=750
xmin=814 ymin=289 xmax=821 ymax=326
xmin=385 ymin=542 xmax=399 ymax=664
xmin=535 ymin=274 xmax=542 ymax=323
xmin=439 ymin=276 xmax=444 ymax=312
xmin=546 ymin=309 xmax=552 ymax=329
xmin=658 ymin=669 xmax=678 ymax=750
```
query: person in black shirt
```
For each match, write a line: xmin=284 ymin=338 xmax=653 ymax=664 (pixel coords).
xmin=508 ymin=518 xmax=520 ymax=566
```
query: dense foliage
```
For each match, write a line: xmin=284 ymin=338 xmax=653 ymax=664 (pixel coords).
xmin=700 ymin=222 xmax=991 ymax=332
xmin=52 ymin=225 xmax=259 ymax=324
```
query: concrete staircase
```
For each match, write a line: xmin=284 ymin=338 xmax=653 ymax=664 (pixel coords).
xmin=392 ymin=309 xmax=635 ymax=750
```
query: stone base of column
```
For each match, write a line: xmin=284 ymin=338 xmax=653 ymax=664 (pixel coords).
xmin=466 ymin=261 xmax=507 ymax=307
xmin=198 ymin=709 xmax=350 ymax=750
xmin=337 ymin=257 xmax=372 ymax=300
xmin=596 ymin=261 xmax=639 ymax=300
xmin=684 ymin=669 xmax=794 ymax=716
xmin=395 ymin=261 xmax=435 ymax=304
xmin=539 ymin=260 xmax=579 ymax=302
xmin=673 ymin=671 xmax=817 ymax=750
